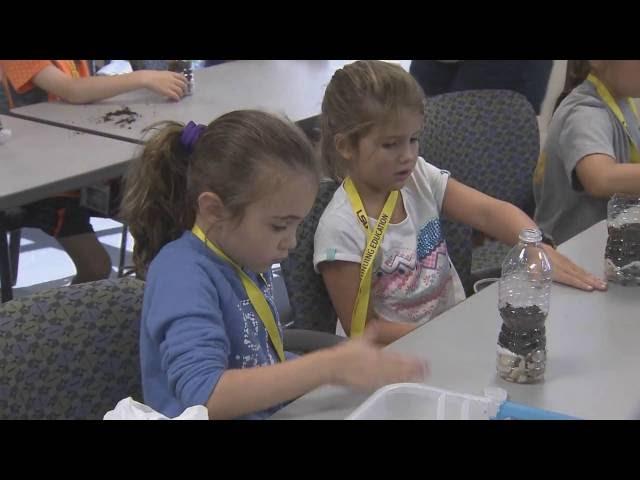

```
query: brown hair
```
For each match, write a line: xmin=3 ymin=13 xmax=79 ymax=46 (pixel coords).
xmin=553 ymin=60 xmax=592 ymax=112
xmin=320 ymin=60 xmax=425 ymax=181
xmin=120 ymin=110 xmax=319 ymax=278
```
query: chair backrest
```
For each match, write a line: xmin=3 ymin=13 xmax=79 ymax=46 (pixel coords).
xmin=280 ymin=179 xmax=340 ymax=333
xmin=0 ymin=277 xmax=145 ymax=419
xmin=419 ymin=89 xmax=540 ymax=293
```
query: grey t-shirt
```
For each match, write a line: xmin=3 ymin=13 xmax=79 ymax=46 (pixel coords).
xmin=533 ymin=80 xmax=640 ymax=245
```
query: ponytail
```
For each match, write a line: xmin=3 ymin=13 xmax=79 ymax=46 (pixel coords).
xmin=120 ymin=121 xmax=195 ymax=278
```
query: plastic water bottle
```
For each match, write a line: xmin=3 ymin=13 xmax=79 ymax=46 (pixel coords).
xmin=168 ymin=60 xmax=195 ymax=95
xmin=496 ymin=228 xmax=552 ymax=384
xmin=605 ymin=194 xmax=640 ymax=286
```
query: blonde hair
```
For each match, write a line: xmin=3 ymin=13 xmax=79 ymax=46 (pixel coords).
xmin=320 ymin=60 xmax=425 ymax=180
xmin=120 ymin=110 xmax=319 ymax=278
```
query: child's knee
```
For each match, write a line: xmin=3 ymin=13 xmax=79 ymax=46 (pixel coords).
xmin=77 ymin=248 xmax=112 ymax=281
xmin=89 ymin=251 xmax=112 ymax=279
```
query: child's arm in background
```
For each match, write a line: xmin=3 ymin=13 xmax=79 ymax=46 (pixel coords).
xmin=32 ymin=65 xmax=188 ymax=103
xmin=207 ymin=329 xmax=426 ymax=419
xmin=442 ymin=177 xmax=607 ymax=291
xmin=575 ymin=154 xmax=640 ymax=197
xmin=319 ymin=261 xmax=418 ymax=345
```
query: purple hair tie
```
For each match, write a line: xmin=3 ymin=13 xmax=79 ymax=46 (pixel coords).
xmin=180 ymin=121 xmax=206 ymax=153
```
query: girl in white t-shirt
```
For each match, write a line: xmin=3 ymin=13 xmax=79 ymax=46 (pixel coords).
xmin=314 ymin=60 xmax=607 ymax=345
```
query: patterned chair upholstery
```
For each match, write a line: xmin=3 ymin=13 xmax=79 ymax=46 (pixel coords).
xmin=419 ymin=89 xmax=540 ymax=294
xmin=0 ymin=277 xmax=144 ymax=419
xmin=280 ymin=179 xmax=340 ymax=334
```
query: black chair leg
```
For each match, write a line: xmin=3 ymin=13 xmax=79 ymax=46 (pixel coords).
xmin=9 ymin=229 xmax=20 ymax=286
xmin=1 ymin=229 xmax=14 ymax=303
xmin=118 ymin=224 xmax=128 ymax=278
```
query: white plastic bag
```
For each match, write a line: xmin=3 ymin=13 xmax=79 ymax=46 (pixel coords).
xmin=104 ymin=397 xmax=208 ymax=420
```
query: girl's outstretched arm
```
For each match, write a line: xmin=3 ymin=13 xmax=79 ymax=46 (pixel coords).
xmin=441 ymin=177 xmax=607 ymax=292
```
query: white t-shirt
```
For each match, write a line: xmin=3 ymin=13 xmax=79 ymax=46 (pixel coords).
xmin=314 ymin=158 xmax=466 ymax=327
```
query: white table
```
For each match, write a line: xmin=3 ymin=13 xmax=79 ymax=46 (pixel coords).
xmin=271 ymin=220 xmax=640 ymax=420
xmin=0 ymin=115 xmax=138 ymax=210
xmin=9 ymin=61 xmax=412 ymax=144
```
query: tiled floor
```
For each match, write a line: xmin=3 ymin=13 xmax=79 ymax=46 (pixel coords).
xmin=12 ymin=217 xmax=134 ymax=296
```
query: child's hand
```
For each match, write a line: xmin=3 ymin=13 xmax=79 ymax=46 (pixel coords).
xmin=542 ymin=244 xmax=608 ymax=291
xmin=329 ymin=323 xmax=429 ymax=391
xmin=139 ymin=71 xmax=189 ymax=101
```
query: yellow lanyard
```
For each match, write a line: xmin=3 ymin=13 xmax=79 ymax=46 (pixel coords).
xmin=191 ymin=224 xmax=285 ymax=362
xmin=587 ymin=73 xmax=640 ymax=164
xmin=343 ymin=178 xmax=398 ymax=338
xmin=67 ymin=61 xmax=80 ymax=79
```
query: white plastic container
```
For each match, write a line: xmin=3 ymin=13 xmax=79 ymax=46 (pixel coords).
xmin=347 ymin=383 xmax=502 ymax=420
